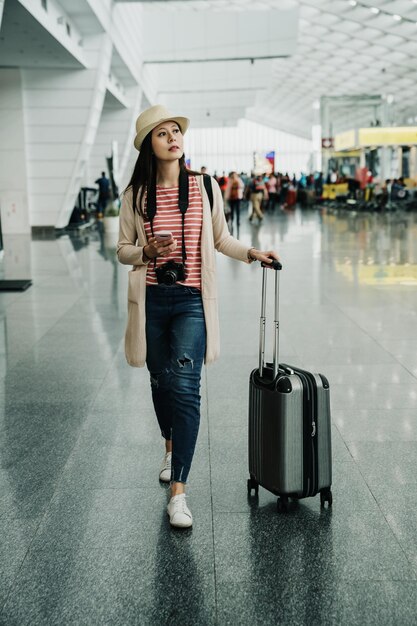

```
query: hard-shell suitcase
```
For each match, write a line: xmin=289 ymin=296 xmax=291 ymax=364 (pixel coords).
xmin=247 ymin=262 xmax=333 ymax=512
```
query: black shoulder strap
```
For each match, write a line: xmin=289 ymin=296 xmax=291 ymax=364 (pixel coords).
xmin=203 ymin=174 xmax=214 ymax=212
xmin=178 ymin=168 xmax=189 ymax=215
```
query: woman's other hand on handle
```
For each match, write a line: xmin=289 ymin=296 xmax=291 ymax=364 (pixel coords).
xmin=249 ymin=249 xmax=280 ymax=266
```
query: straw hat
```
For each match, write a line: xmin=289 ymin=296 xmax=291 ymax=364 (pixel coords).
xmin=134 ymin=104 xmax=190 ymax=151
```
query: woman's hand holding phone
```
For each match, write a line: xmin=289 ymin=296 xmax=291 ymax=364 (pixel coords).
xmin=144 ymin=231 xmax=177 ymax=259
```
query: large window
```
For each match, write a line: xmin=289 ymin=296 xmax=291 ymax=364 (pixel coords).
xmin=184 ymin=119 xmax=313 ymax=176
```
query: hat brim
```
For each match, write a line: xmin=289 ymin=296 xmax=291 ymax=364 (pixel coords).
xmin=134 ymin=116 xmax=190 ymax=151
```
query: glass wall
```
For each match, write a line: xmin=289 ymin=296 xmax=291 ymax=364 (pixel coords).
xmin=184 ymin=119 xmax=313 ymax=177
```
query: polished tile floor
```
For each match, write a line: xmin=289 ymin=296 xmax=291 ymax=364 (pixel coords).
xmin=1 ymin=207 xmax=417 ymax=625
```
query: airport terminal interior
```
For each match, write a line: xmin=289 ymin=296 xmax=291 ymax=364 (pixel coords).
xmin=1 ymin=0 xmax=417 ymax=624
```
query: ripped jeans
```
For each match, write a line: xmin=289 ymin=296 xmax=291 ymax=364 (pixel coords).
xmin=145 ymin=284 xmax=206 ymax=483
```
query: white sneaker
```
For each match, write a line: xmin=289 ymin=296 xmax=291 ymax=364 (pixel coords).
xmin=159 ymin=452 xmax=172 ymax=483
xmin=167 ymin=494 xmax=193 ymax=528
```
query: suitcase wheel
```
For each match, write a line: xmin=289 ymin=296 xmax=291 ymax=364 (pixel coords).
xmin=320 ymin=489 xmax=333 ymax=508
xmin=277 ymin=496 xmax=289 ymax=513
xmin=247 ymin=478 xmax=259 ymax=496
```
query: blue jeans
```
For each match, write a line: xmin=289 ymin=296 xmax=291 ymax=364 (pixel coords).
xmin=145 ymin=284 xmax=206 ymax=483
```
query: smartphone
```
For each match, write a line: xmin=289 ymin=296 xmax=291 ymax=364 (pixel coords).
xmin=154 ymin=231 xmax=172 ymax=241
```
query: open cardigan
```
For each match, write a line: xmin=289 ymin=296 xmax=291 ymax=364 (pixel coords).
xmin=117 ymin=174 xmax=251 ymax=367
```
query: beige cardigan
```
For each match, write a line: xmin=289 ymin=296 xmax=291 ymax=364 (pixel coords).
xmin=117 ymin=175 xmax=251 ymax=367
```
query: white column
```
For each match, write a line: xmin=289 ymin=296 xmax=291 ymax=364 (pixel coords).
xmin=88 ymin=85 xmax=143 ymax=194
xmin=118 ymin=86 xmax=143 ymax=189
xmin=380 ymin=147 xmax=390 ymax=181
xmin=409 ymin=146 xmax=417 ymax=179
xmin=0 ymin=69 xmax=30 ymax=235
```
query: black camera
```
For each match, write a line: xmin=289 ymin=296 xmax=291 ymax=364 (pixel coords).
xmin=155 ymin=260 xmax=186 ymax=286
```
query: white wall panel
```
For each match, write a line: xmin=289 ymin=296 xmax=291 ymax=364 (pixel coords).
xmin=27 ymin=108 xmax=91 ymax=126
xmin=26 ymin=89 xmax=95 ymax=108
xmin=29 ymin=178 xmax=69 ymax=195
xmin=0 ymin=153 xmax=26 ymax=190
xmin=24 ymin=69 xmax=96 ymax=90
xmin=26 ymin=142 xmax=80 ymax=163
xmin=27 ymin=126 xmax=85 ymax=144
xmin=0 ymin=69 xmax=30 ymax=235
xmin=28 ymin=161 xmax=75 ymax=178
xmin=31 ymin=195 xmax=67 ymax=212
xmin=26 ymin=143 xmax=80 ymax=161
xmin=0 ymin=110 xmax=25 ymax=145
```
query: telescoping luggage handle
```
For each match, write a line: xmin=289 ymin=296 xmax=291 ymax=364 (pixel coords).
xmin=259 ymin=259 xmax=282 ymax=380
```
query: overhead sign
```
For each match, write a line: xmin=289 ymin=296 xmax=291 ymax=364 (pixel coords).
xmin=358 ymin=127 xmax=417 ymax=146
xmin=334 ymin=130 xmax=357 ymax=152
xmin=334 ymin=126 xmax=417 ymax=150
xmin=321 ymin=137 xmax=334 ymax=149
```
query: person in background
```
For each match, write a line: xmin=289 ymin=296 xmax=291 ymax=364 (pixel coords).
xmin=218 ymin=171 xmax=228 ymax=199
xmin=249 ymin=174 xmax=268 ymax=222
xmin=266 ymin=173 xmax=278 ymax=212
xmin=200 ymin=166 xmax=207 ymax=175
xmin=240 ymin=171 xmax=250 ymax=188
xmin=280 ymin=173 xmax=290 ymax=208
xmin=391 ymin=177 xmax=407 ymax=200
xmin=95 ymin=171 xmax=110 ymax=217
xmin=225 ymin=171 xmax=245 ymax=232
xmin=314 ymin=172 xmax=324 ymax=200
xmin=117 ymin=104 xmax=280 ymax=529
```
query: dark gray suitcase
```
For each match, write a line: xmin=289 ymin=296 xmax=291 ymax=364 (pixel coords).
xmin=248 ymin=262 xmax=333 ymax=511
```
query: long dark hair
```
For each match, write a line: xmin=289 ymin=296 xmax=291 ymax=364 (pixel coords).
xmin=125 ymin=128 xmax=199 ymax=219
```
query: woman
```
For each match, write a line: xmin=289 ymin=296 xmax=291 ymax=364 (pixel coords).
xmin=224 ymin=171 xmax=244 ymax=231
xmin=117 ymin=105 xmax=279 ymax=529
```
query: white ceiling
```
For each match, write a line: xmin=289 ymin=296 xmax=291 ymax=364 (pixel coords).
xmin=2 ymin=0 xmax=416 ymax=139
xmin=136 ymin=0 xmax=417 ymax=138
xmin=0 ymin=0 xmax=85 ymax=69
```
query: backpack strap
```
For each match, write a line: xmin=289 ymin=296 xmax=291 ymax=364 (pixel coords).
xmin=203 ymin=174 xmax=214 ymax=212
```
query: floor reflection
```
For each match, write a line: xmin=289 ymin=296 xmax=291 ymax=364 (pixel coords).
xmin=320 ymin=209 xmax=417 ymax=285
xmin=247 ymin=494 xmax=334 ymax=623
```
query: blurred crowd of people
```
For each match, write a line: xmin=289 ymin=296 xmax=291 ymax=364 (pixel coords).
xmin=201 ymin=166 xmax=414 ymax=229
xmin=202 ymin=168 xmax=325 ymax=230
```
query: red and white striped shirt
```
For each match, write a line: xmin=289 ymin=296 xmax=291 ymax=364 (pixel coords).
xmin=144 ymin=175 xmax=203 ymax=288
